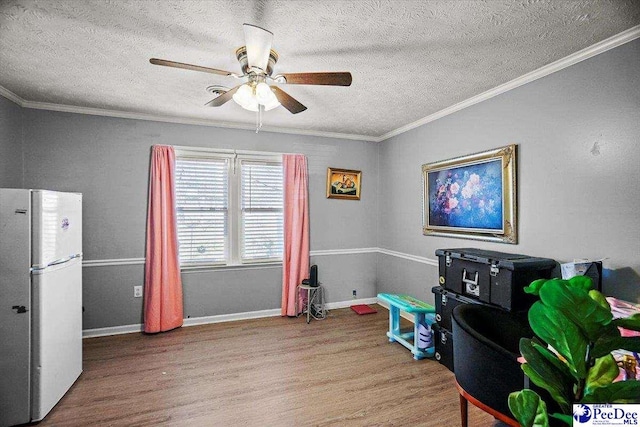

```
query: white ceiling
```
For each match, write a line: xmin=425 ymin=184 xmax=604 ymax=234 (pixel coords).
xmin=1 ymin=1 xmax=639 ymax=140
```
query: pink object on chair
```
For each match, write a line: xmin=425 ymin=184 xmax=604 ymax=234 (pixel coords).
xmin=281 ymin=154 xmax=310 ymax=317
xmin=144 ymin=145 xmax=184 ymax=333
xmin=607 ymin=297 xmax=640 ymax=337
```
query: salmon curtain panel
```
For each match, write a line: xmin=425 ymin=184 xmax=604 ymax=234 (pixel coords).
xmin=144 ymin=145 xmax=184 ymax=333
xmin=281 ymin=154 xmax=310 ymax=316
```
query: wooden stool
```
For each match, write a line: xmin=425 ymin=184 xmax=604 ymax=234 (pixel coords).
xmin=377 ymin=293 xmax=436 ymax=360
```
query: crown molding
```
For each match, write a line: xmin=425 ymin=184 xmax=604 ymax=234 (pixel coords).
xmin=2 ymin=25 xmax=637 ymax=143
xmin=376 ymin=24 xmax=640 ymax=142
xmin=18 ymin=98 xmax=377 ymax=142
xmin=0 ymin=85 xmax=25 ymax=105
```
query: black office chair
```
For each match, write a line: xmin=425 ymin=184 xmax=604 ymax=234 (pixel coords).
xmin=452 ymin=304 xmax=532 ymax=427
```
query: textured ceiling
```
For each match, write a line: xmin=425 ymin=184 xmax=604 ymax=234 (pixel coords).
xmin=1 ymin=0 xmax=639 ymax=139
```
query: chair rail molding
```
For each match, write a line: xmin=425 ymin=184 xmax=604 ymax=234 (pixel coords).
xmin=82 ymin=258 xmax=146 ymax=267
xmin=82 ymin=247 xmax=437 ymax=268
xmin=376 ymin=248 xmax=438 ymax=266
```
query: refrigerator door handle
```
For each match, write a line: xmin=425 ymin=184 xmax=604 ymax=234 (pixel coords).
xmin=50 ymin=254 xmax=82 ymax=266
xmin=48 ymin=256 xmax=74 ymax=267
xmin=12 ymin=305 xmax=28 ymax=314
xmin=32 ymin=254 xmax=82 ymax=270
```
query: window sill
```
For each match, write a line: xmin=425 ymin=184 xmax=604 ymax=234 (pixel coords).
xmin=180 ymin=261 xmax=282 ymax=274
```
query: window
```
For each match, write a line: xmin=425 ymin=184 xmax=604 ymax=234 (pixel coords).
xmin=175 ymin=157 xmax=229 ymax=264
xmin=174 ymin=148 xmax=283 ymax=267
xmin=240 ymin=161 xmax=284 ymax=261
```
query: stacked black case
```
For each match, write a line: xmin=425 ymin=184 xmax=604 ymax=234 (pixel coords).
xmin=432 ymin=286 xmax=481 ymax=371
xmin=436 ymin=248 xmax=556 ymax=312
xmin=431 ymin=248 xmax=557 ymax=372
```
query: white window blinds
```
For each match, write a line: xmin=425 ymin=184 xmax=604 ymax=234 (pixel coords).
xmin=240 ymin=160 xmax=284 ymax=262
xmin=173 ymin=148 xmax=284 ymax=268
xmin=175 ymin=157 xmax=228 ymax=265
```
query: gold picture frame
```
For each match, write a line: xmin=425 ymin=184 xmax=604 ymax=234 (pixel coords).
xmin=422 ymin=144 xmax=517 ymax=244
xmin=326 ymin=168 xmax=362 ymax=200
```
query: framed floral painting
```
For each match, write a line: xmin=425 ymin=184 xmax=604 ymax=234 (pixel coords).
xmin=326 ymin=168 xmax=361 ymax=200
xmin=422 ymin=144 xmax=517 ymax=243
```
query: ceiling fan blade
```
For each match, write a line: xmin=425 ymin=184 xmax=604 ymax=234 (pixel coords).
xmin=243 ymin=23 xmax=273 ymax=72
xmin=271 ymin=86 xmax=307 ymax=114
xmin=205 ymin=85 xmax=242 ymax=107
xmin=278 ymin=72 xmax=352 ymax=86
xmin=150 ymin=58 xmax=234 ymax=77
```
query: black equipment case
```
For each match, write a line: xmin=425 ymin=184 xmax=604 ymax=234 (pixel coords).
xmin=432 ymin=286 xmax=480 ymax=331
xmin=432 ymin=323 xmax=454 ymax=372
xmin=435 ymin=248 xmax=556 ymax=312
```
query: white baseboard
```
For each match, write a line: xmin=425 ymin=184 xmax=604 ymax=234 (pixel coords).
xmin=83 ymin=297 xmax=382 ymax=338
xmin=82 ymin=323 xmax=144 ymax=338
xmin=325 ymin=297 xmax=378 ymax=310
xmin=182 ymin=308 xmax=281 ymax=327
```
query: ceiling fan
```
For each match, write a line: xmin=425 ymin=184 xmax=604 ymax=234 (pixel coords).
xmin=150 ymin=23 xmax=352 ymax=121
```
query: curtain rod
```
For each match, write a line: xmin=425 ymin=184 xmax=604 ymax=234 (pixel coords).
xmin=172 ymin=145 xmax=295 ymax=157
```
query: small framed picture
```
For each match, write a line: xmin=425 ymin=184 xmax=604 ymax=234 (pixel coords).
xmin=326 ymin=168 xmax=362 ymax=200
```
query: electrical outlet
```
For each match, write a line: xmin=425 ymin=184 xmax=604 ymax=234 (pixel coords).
xmin=352 ymin=289 xmax=357 ymax=298
xmin=134 ymin=285 xmax=143 ymax=298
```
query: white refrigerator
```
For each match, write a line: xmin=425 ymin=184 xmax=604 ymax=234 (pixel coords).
xmin=0 ymin=189 xmax=83 ymax=426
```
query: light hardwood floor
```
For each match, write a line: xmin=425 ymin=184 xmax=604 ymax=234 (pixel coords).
xmin=39 ymin=306 xmax=495 ymax=426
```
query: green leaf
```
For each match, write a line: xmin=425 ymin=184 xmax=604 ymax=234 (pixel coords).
xmin=593 ymin=334 xmax=640 ymax=357
xmin=509 ymin=389 xmax=550 ymax=427
xmin=528 ymin=301 xmax=588 ymax=377
xmin=614 ymin=314 xmax=640 ymax=332
xmin=582 ymin=381 xmax=640 ymax=403
xmin=527 ymin=339 xmax=576 ymax=382
xmin=525 ymin=279 xmax=549 ymax=296
xmin=589 ymin=290 xmax=611 ymax=311
xmin=585 ymin=354 xmax=619 ymax=395
xmin=538 ymin=281 xmax=612 ymax=342
xmin=591 ymin=324 xmax=622 ymax=358
xmin=522 ymin=364 xmax=571 ymax=414
xmin=567 ymin=275 xmax=594 ymax=292
xmin=519 ymin=339 xmax=574 ymax=412
xmin=549 ymin=413 xmax=573 ymax=425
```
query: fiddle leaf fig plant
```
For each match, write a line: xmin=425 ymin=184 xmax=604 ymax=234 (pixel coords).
xmin=508 ymin=276 xmax=640 ymax=427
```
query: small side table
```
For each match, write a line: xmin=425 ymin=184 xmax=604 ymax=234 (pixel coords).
xmin=298 ymin=284 xmax=326 ymax=323
xmin=377 ymin=293 xmax=436 ymax=360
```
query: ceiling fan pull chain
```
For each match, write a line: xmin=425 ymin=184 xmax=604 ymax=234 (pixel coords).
xmin=256 ymin=104 xmax=264 ymax=133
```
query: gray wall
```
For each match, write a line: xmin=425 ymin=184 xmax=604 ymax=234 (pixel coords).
xmin=4 ymin=37 xmax=639 ymax=330
xmin=21 ymin=111 xmax=378 ymax=329
xmin=377 ymin=38 xmax=640 ymax=304
xmin=0 ymin=96 xmax=23 ymax=188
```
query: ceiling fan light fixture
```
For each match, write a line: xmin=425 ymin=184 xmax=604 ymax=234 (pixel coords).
xmin=262 ymin=97 xmax=280 ymax=111
xmin=232 ymin=84 xmax=259 ymax=111
xmin=232 ymin=82 xmax=280 ymax=112
xmin=255 ymin=82 xmax=280 ymax=110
